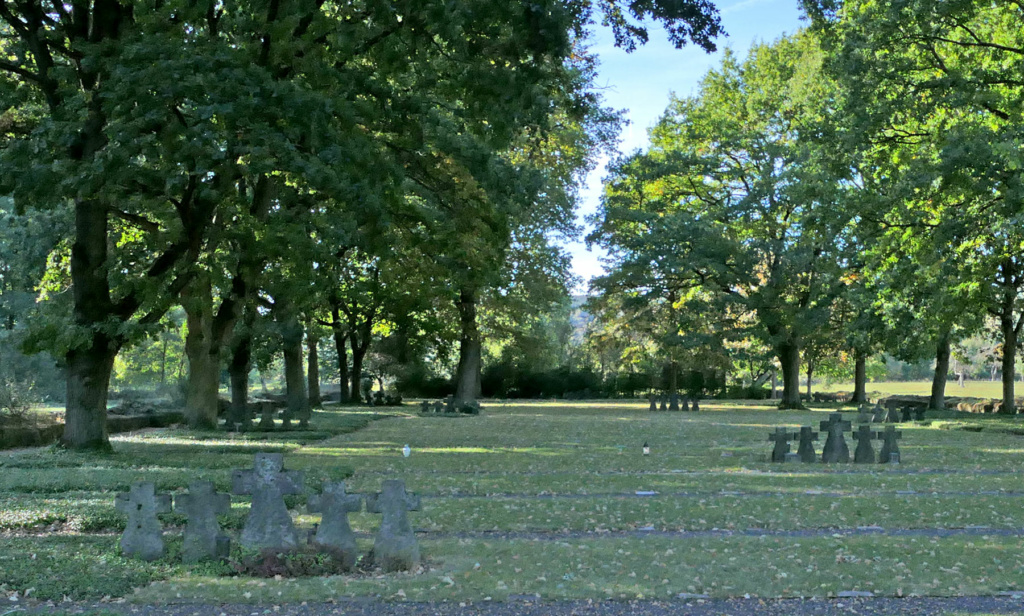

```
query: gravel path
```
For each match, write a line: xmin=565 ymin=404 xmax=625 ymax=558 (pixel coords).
xmin=409 ymin=526 xmax=1024 ymax=541
xmin=18 ymin=596 xmax=1024 ymax=616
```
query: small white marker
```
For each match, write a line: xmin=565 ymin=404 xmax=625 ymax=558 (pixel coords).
xmin=642 ymin=441 xmax=650 ymax=456
xmin=402 ymin=444 xmax=411 ymax=457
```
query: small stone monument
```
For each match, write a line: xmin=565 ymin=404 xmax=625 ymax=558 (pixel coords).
xmin=308 ymin=481 xmax=364 ymax=570
xmin=768 ymin=428 xmax=793 ymax=463
xmin=419 ymin=400 xmax=430 ymax=413
xmin=884 ymin=405 xmax=901 ymax=423
xmin=258 ymin=402 xmax=276 ymax=430
xmin=433 ymin=400 xmax=444 ymax=413
xmin=115 ymin=481 xmax=171 ymax=561
xmin=871 ymin=403 xmax=885 ymax=423
xmin=648 ymin=394 xmax=657 ymax=412
xmin=682 ymin=397 xmax=690 ymax=412
xmin=797 ymin=426 xmax=818 ymax=463
xmin=366 ymin=479 xmax=421 ymax=572
xmin=900 ymin=406 xmax=914 ymax=422
xmin=691 ymin=398 xmax=700 ymax=412
xmin=444 ymin=395 xmax=455 ymax=413
xmin=914 ymin=407 xmax=927 ymax=421
xmin=659 ymin=395 xmax=667 ymax=412
xmin=878 ymin=426 xmax=902 ymax=464
xmin=852 ymin=425 xmax=878 ymax=464
xmin=175 ymin=480 xmax=231 ymax=563
xmin=669 ymin=392 xmax=679 ymax=412
xmin=232 ymin=453 xmax=305 ymax=550
xmin=819 ymin=413 xmax=851 ymax=463
xmin=857 ymin=405 xmax=871 ymax=424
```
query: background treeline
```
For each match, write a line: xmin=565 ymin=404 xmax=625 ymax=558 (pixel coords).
xmin=0 ymin=0 xmax=723 ymax=449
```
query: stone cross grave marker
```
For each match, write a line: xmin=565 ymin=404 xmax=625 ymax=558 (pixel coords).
xmin=308 ymin=481 xmax=364 ymax=570
xmin=797 ymin=426 xmax=818 ymax=463
xmin=769 ymin=428 xmax=793 ymax=462
xmin=659 ymin=395 xmax=667 ymax=412
xmin=366 ymin=479 xmax=421 ymax=572
xmin=878 ymin=426 xmax=902 ymax=464
xmin=884 ymin=405 xmax=901 ymax=423
xmin=692 ymin=398 xmax=700 ymax=412
xmin=901 ymin=406 xmax=915 ymax=423
xmin=115 ymin=481 xmax=171 ymax=561
xmin=419 ymin=400 xmax=430 ymax=413
xmin=871 ymin=403 xmax=885 ymax=423
xmin=445 ymin=395 xmax=455 ymax=413
xmin=259 ymin=402 xmax=276 ymax=430
xmin=433 ymin=400 xmax=444 ymax=413
xmin=857 ymin=405 xmax=871 ymax=424
xmin=852 ymin=425 xmax=878 ymax=464
xmin=175 ymin=480 xmax=231 ymax=563
xmin=682 ymin=397 xmax=690 ymax=412
xmin=914 ymin=407 xmax=927 ymax=421
xmin=819 ymin=413 xmax=851 ymax=463
xmin=669 ymin=392 xmax=679 ymax=412
xmin=232 ymin=453 xmax=304 ymax=550
xmin=649 ymin=394 xmax=657 ymax=412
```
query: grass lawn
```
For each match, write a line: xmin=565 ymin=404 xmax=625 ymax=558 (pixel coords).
xmin=4 ymin=400 xmax=1024 ymax=604
xmin=818 ymin=380 xmax=1017 ymax=400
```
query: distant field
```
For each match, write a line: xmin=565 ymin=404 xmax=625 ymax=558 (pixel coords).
xmin=819 ymin=380 xmax=1012 ymax=399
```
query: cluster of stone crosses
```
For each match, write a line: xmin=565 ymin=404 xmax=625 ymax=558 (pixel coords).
xmin=768 ymin=412 xmax=903 ymax=464
xmin=419 ymin=396 xmax=481 ymax=415
xmin=115 ymin=453 xmax=420 ymax=573
xmin=648 ymin=392 xmax=700 ymax=412
xmin=857 ymin=402 xmax=926 ymax=424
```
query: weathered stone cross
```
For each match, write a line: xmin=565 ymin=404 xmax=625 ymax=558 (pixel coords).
xmin=175 ymin=480 xmax=231 ymax=563
xmin=852 ymin=425 xmax=878 ymax=464
xmin=878 ymin=426 xmax=903 ymax=464
xmin=819 ymin=413 xmax=851 ymax=463
xmin=768 ymin=428 xmax=793 ymax=462
xmin=232 ymin=453 xmax=304 ymax=550
xmin=308 ymin=481 xmax=364 ymax=570
xmin=115 ymin=481 xmax=171 ymax=561
xmin=796 ymin=426 xmax=818 ymax=463
xmin=366 ymin=479 xmax=421 ymax=572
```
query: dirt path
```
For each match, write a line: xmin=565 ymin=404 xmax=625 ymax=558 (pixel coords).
xmin=17 ymin=596 xmax=1024 ymax=616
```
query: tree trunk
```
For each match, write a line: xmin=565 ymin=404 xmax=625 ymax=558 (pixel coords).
xmin=63 ymin=198 xmax=117 ymax=451
xmin=1000 ymin=313 xmax=1017 ymax=415
xmin=281 ymin=314 xmax=309 ymax=428
xmin=62 ymin=339 xmax=118 ymax=451
xmin=454 ymin=286 xmax=482 ymax=406
xmin=349 ymin=333 xmax=367 ymax=403
xmin=307 ymin=329 xmax=322 ymax=409
xmin=331 ymin=307 xmax=349 ymax=403
xmin=770 ymin=370 xmax=777 ymax=399
xmin=229 ymin=331 xmax=252 ymax=428
xmin=777 ymin=340 xmax=802 ymax=409
xmin=805 ymin=357 xmax=814 ymax=400
xmin=183 ymin=276 xmax=220 ymax=430
xmin=852 ymin=351 xmax=867 ymax=404
xmin=929 ymin=331 xmax=951 ymax=411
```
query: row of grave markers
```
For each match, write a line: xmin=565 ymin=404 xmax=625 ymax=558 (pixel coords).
xmin=769 ymin=413 xmax=902 ymax=464
xmin=649 ymin=394 xmax=700 ymax=412
xmin=116 ymin=453 xmax=420 ymax=572
xmin=857 ymin=403 xmax=926 ymax=424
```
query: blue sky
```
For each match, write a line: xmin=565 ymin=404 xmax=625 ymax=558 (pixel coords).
xmin=568 ymin=0 xmax=806 ymax=291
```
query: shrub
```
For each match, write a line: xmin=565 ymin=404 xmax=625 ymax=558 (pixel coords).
xmin=0 ymin=375 xmax=36 ymax=423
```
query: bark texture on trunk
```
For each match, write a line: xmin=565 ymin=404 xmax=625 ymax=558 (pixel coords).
xmin=453 ymin=287 xmax=482 ymax=405
xmin=331 ymin=309 xmax=350 ymax=403
xmin=777 ymin=340 xmax=803 ymax=409
xmin=307 ymin=332 xmax=321 ymax=408
xmin=852 ymin=351 xmax=868 ymax=404
xmin=229 ymin=331 xmax=252 ymax=428
xmin=62 ymin=341 xmax=117 ymax=451
xmin=183 ymin=276 xmax=220 ymax=430
xmin=349 ymin=332 xmax=367 ymax=403
xmin=929 ymin=331 xmax=951 ymax=411
xmin=1000 ymin=313 xmax=1017 ymax=414
xmin=805 ymin=358 xmax=814 ymax=399
xmin=280 ymin=313 xmax=309 ymax=428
